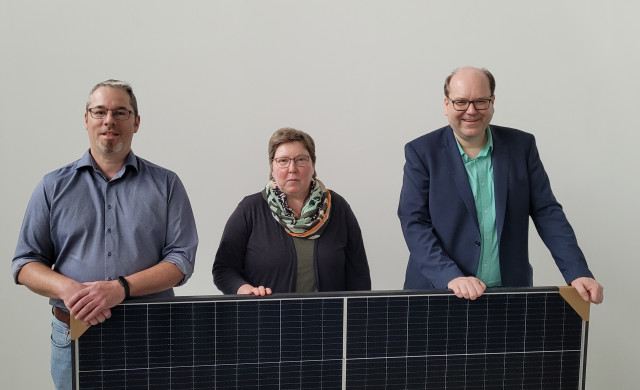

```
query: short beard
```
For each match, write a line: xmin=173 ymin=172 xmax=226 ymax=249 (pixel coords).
xmin=97 ymin=140 xmax=124 ymax=154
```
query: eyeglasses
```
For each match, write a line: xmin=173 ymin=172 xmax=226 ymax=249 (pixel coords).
xmin=87 ymin=107 xmax=134 ymax=120
xmin=273 ymin=155 xmax=311 ymax=168
xmin=448 ymin=97 xmax=493 ymax=111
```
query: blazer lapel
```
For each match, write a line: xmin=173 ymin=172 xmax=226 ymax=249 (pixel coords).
xmin=442 ymin=128 xmax=479 ymax=228
xmin=491 ymin=127 xmax=508 ymax=242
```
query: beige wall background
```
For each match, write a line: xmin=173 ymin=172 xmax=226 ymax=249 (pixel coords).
xmin=2 ymin=1 xmax=638 ymax=388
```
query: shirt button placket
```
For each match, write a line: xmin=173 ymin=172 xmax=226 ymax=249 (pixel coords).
xmin=105 ymin=183 xmax=115 ymax=276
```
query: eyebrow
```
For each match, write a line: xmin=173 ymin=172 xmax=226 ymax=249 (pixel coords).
xmin=450 ymin=96 xmax=492 ymax=101
xmin=274 ymin=154 xmax=310 ymax=159
xmin=90 ymin=105 xmax=131 ymax=110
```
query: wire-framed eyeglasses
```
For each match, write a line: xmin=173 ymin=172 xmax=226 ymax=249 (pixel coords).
xmin=448 ymin=97 xmax=493 ymax=111
xmin=273 ymin=155 xmax=311 ymax=168
xmin=87 ymin=107 xmax=134 ymax=120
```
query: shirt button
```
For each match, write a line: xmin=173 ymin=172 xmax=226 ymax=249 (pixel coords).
xmin=107 ymin=228 xmax=111 ymax=233
xmin=108 ymin=252 xmax=112 ymax=257
xmin=474 ymin=241 xmax=481 ymax=246
xmin=107 ymin=205 xmax=112 ymax=209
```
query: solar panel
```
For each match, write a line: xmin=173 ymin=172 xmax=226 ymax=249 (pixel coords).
xmin=71 ymin=287 xmax=589 ymax=389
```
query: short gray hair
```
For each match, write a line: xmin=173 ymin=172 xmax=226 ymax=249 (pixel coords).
xmin=86 ymin=79 xmax=139 ymax=117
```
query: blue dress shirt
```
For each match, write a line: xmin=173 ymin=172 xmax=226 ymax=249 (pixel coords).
xmin=12 ymin=150 xmax=198 ymax=309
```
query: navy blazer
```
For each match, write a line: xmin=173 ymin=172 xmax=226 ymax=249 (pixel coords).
xmin=399 ymin=125 xmax=593 ymax=289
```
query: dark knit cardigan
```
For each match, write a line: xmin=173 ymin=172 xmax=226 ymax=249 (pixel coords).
xmin=213 ymin=191 xmax=371 ymax=294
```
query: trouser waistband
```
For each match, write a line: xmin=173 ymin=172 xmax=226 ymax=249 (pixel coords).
xmin=53 ymin=307 xmax=70 ymax=327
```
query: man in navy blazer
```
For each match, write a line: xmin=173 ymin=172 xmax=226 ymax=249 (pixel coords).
xmin=399 ymin=67 xmax=603 ymax=303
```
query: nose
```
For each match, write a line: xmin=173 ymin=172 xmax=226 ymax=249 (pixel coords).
xmin=465 ymin=102 xmax=478 ymax=114
xmin=288 ymin=161 xmax=298 ymax=172
xmin=103 ymin=110 xmax=117 ymax=124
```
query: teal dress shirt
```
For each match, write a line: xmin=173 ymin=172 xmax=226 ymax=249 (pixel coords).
xmin=455 ymin=128 xmax=501 ymax=287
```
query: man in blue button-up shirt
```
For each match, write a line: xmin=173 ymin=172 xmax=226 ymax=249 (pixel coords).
xmin=12 ymin=80 xmax=198 ymax=390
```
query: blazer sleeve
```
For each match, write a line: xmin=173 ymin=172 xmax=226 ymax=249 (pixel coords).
xmin=212 ymin=200 xmax=252 ymax=294
xmin=525 ymin=136 xmax=594 ymax=283
xmin=398 ymin=141 xmax=466 ymax=288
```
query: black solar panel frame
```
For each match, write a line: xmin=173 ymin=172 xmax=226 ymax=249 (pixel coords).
xmin=71 ymin=287 xmax=589 ymax=390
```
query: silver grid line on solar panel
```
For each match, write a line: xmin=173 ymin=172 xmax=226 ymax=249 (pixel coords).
xmin=72 ymin=287 xmax=589 ymax=390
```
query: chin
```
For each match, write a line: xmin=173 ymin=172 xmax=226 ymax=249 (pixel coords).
xmin=285 ymin=187 xmax=307 ymax=198
xmin=98 ymin=142 xmax=124 ymax=154
xmin=462 ymin=126 xmax=485 ymax=135
xmin=283 ymin=187 xmax=300 ymax=196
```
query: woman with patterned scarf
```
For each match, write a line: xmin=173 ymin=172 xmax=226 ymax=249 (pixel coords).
xmin=213 ymin=128 xmax=371 ymax=295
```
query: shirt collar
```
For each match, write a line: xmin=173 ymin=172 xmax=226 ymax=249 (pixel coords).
xmin=455 ymin=126 xmax=493 ymax=159
xmin=76 ymin=150 xmax=139 ymax=173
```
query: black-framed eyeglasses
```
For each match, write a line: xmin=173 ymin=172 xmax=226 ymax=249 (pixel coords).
xmin=273 ymin=155 xmax=311 ymax=168
xmin=448 ymin=97 xmax=493 ymax=111
xmin=87 ymin=107 xmax=134 ymax=120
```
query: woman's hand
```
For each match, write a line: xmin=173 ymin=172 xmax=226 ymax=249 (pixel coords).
xmin=237 ymin=284 xmax=272 ymax=296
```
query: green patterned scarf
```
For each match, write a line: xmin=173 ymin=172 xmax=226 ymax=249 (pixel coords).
xmin=262 ymin=179 xmax=332 ymax=239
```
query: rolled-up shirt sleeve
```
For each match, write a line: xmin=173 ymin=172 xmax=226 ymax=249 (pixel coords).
xmin=12 ymin=180 xmax=55 ymax=283
xmin=161 ymin=175 xmax=198 ymax=285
